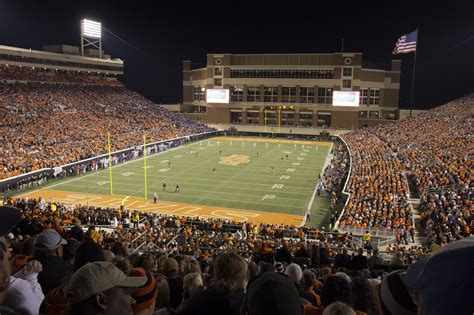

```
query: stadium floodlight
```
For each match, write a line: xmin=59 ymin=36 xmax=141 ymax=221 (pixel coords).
xmin=82 ymin=19 xmax=102 ymax=39
xmin=80 ymin=18 xmax=103 ymax=58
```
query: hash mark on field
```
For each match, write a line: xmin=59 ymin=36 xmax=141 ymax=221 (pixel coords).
xmin=292 ymin=163 xmax=300 ymax=166
xmin=280 ymin=175 xmax=290 ymax=180
xmin=96 ymin=181 xmax=109 ymax=186
xmin=261 ymin=194 xmax=275 ymax=200
xmin=286 ymin=168 xmax=296 ymax=172
xmin=121 ymin=172 xmax=135 ymax=176
xmin=158 ymin=168 xmax=170 ymax=172
xmin=300 ymin=153 xmax=307 ymax=156
xmin=173 ymin=155 xmax=184 ymax=158
xmin=142 ymin=166 xmax=153 ymax=169
xmin=297 ymin=157 xmax=304 ymax=161
xmin=272 ymin=184 xmax=284 ymax=189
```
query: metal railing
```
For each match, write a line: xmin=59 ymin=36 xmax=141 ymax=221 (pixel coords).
xmin=1 ymin=130 xmax=221 ymax=192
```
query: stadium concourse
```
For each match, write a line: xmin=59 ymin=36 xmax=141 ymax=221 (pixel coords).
xmin=0 ymin=64 xmax=473 ymax=314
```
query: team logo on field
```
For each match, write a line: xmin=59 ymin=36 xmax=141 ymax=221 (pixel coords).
xmin=219 ymin=155 xmax=250 ymax=166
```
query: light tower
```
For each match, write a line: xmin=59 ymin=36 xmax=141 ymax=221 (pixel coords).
xmin=80 ymin=19 xmax=102 ymax=58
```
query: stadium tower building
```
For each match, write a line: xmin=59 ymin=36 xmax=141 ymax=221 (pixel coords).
xmin=183 ymin=53 xmax=401 ymax=129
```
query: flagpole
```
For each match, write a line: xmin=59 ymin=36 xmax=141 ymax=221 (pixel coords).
xmin=409 ymin=27 xmax=419 ymax=117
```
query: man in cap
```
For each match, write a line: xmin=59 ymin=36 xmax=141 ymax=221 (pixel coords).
xmin=68 ymin=261 xmax=146 ymax=315
xmin=31 ymin=229 xmax=73 ymax=295
xmin=402 ymin=236 xmax=474 ymax=315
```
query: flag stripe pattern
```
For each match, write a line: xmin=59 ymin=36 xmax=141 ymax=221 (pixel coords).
xmin=393 ymin=30 xmax=417 ymax=54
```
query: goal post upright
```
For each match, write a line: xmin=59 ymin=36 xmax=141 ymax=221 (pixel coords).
xmin=143 ymin=134 xmax=148 ymax=200
xmin=107 ymin=131 xmax=114 ymax=196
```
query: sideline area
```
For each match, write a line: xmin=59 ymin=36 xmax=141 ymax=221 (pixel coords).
xmin=17 ymin=188 xmax=304 ymax=225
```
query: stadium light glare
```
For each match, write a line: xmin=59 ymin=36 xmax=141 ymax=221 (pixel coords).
xmin=81 ymin=19 xmax=102 ymax=39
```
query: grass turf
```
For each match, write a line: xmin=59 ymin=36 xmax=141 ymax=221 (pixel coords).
xmin=32 ymin=137 xmax=333 ymax=225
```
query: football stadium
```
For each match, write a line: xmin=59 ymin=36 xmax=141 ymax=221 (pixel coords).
xmin=0 ymin=2 xmax=472 ymax=315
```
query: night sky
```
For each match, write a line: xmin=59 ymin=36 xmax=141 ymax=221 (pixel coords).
xmin=0 ymin=0 xmax=473 ymax=109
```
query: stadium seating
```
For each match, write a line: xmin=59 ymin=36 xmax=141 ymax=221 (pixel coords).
xmin=0 ymin=70 xmax=212 ymax=178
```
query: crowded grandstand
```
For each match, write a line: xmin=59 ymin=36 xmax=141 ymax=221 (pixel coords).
xmin=0 ymin=17 xmax=472 ymax=315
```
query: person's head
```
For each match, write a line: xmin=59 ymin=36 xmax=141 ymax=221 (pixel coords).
xmin=74 ymin=240 xmax=106 ymax=271
xmin=113 ymin=256 xmax=133 ymax=275
xmin=154 ymin=274 xmax=171 ymax=310
xmin=183 ymin=272 xmax=204 ymax=298
xmin=322 ymin=301 xmax=356 ymax=315
xmin=243 ymin=271 xmax=303 ymax=315
xmin=351 ymin=276 xmax=380 ymax=315
xmin=302 ymin=269 xmax=316 ymax=289
xmin=128 ymin=268 xmax=157 ymax=315
xmin=380 ymin=270 xmax=417 ymax=315
xmin=183 ymin=259 xmax=201 ymax=275
xmin=0 ymin=206 xmax=22 ymax=302
xmin=261 ymin=263 xmax=275 ymax=273
xmin=111 ymin=242 xmax=128 ymax=258
xmin=285 ymin=263 xmax=303 ymax=283
xmin=134 ymin=253 xmax=156 ymax=273
xmin=67 ymin=262 xmax=146 ymax=315
xmin=0 ymin=236 xmax=11 ymax=302
xmin=321 ymin=275 xmax=353 ymax=308
xmin=68 ymin=226 xmax=85 ymax=242
xmin=212 ymin=251 xmax=248 ymax=296
xmin=33 ymin=229 xmax=67 ymax=257
xmin=103 ymin=250 xmax=116 ymax=262
xmin=161 ymin=258 xmax=179 ymax=275
xmin=403 ymin=237 xmax=474 ymax=315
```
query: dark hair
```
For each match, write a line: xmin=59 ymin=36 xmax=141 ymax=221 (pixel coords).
xmin=111 ymin=242 xmax=128 ymax=257
xmin=351 ymin=277 xmax=380 ymax=315
xmin=74 ymin=240 xmax=105 ymax=271
xmin=211 ymin=252 xmax=247 ymax=296
xmin=321 ymin=275 xmax=353 ymax=308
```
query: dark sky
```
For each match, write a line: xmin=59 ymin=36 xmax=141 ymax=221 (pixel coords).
xmin=0 ymin=0 xmax=473 ymax=109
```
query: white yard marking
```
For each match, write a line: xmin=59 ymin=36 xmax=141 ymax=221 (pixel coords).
xmin=292 ymin=163 xmax=300 ymax=166
xmin=142 ymin=165 xmax=153 ymax=169
xmin=286 ymin=168 xmax=296 ymax=172
xmin=280 ymin=175 xmax=290 ymax=180
xmin=96 ymin=181 xmax=109 ymax=186
xmin=158 ymin=168 xmax=170 ymax=172
xmin=297 ymin=157 xmax=304 ymax=161
xmin=173 ymin=155 xmax=184 ymax=158
xmin=121 ymin=172 xmax=134 ymax=176
xmin=272 ymin=184 xmax=284 ymax=189
xmin=300 ymin=153 xmax=307 ymax=156
xmin=261 ymin=194 xmax=275 ymax=200
xmin=159 ymin=160 xmax=170 ymax=164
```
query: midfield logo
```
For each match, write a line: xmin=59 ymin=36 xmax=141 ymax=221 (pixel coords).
xmin=219 ymin=155 xmax=250 ymax=166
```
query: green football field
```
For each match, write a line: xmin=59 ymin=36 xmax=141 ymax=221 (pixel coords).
xmin=29 ymin=137 xmax=333 ymax=225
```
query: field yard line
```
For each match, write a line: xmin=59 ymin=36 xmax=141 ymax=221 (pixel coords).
xmin=301 ymin=143 xmax=334 ymax=226
xmin=195 ymin=143 xmax=283 ymax=204
xmin=15 ymin=141 xmax=196 ymax=198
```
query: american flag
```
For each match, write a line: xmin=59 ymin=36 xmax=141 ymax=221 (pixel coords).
xmin=393 ymin=30 xmax=418 ymax=54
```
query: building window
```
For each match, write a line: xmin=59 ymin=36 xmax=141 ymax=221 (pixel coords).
xmin=214 ymin=78 xmax=222 ymax=87
xmin=342 ymin=80 xmax=352 ymax=89
xmin=317 ymin=88 xmax=332 ymax=104
xmin=231 ymin=86 xmax=243 ymax=102
xmin=193 ymin=86 xmax=205 ymax=101
xmin=282 ymin=87 xmax=296 ymax=102
xmin=360 ymin=88 xmax=369 ymax=105
xmin=359 ymin=111 xmax=368 ymax=118
xmin=299 ymin=87 xmax=315 ymax=103
xmin=214 ymin=67 xmax=222 ymax=76
xmin=342 ymin=67 xmax=352 ymax=77
xmin=247 ymin=86 xmax=260 ymax=102
xmin=369 ymin=89 xmax=380 ymax=105
xmin=264 ymin=87 xmax=278 ymax=102
xmin=369 ymin=110 xmax=380 ymax=118
xmin=230 ymin=69 xmax=335 ymax=79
